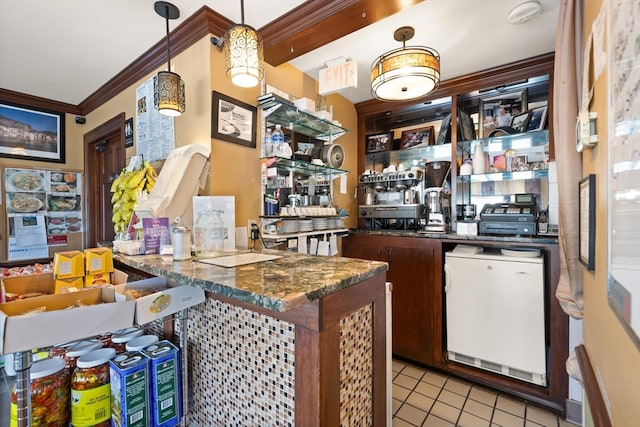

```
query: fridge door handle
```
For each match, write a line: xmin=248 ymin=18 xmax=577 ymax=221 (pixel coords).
xmin=444 ymin=264 xmax=452 ymax=293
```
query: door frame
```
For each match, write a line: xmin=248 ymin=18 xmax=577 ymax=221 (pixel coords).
xmin=83 ymin=113 xmax=126 ymax=248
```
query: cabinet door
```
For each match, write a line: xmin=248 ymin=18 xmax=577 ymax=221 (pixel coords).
xmin=343 ymin=234 xmax=436 ymax=365
xmin=385 ymin=244 xmax=434 ymax=365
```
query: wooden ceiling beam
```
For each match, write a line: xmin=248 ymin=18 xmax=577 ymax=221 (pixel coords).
xmin=260 ymin=0 xmax=424 ymax=66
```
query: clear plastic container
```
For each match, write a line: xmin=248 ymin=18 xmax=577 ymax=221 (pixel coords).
xmin=71 ymin=348 xmax=116 ymax=427
xmin=10 ymin=357 xmax=69 ymax=426
xmin=193 ymin=209 xmax=224 ymax=255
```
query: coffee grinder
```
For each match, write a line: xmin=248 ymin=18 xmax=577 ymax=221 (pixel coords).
xmin=423 ymin=161 xmax=451 ymax=232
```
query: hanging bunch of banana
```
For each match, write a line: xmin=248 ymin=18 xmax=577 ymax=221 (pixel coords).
xmin=110 ymin=161 xmax=158 ymax=233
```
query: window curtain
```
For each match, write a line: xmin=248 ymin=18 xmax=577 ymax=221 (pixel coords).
xmin=553 ymin=0 xmax=584 ymax=319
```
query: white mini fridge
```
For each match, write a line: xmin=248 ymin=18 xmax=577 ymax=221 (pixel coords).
xmin=444 ymin=247 xmax=547 ymax=386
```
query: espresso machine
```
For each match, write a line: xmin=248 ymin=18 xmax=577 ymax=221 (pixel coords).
xmin=358 ymin=168 xmax=427 ymax=230
xmin=423 ymin=161 xmax=451 ymax=232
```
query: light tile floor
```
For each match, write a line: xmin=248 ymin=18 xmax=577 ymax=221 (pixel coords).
xmin=392 ymin=359 xmax=579 ymax=427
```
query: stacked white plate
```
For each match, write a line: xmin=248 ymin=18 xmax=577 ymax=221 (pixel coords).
xmin=298 ymin=219 xmax=314 ymax=232
xmin=278 ymin=219 xmax=299 ymax=234
xmin=326 ymin=217 xmax=338 ymax=229
xmin=312 ymin=217 xmax=328 ymax=230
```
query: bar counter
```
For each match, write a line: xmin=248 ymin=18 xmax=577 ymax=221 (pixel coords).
xmin=114 ymin=250 xmax=390 ymax=426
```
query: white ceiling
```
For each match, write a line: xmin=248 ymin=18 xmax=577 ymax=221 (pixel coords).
xmin=0 ymin=0 xmax=559 ymax=106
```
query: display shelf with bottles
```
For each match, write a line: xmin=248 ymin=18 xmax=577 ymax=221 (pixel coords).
xmin=258 ymin=93 xmax=348 ymax=141
xmin=456 ymin=129 xmax=550 ymax=215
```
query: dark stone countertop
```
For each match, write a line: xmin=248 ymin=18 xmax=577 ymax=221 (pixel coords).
xmin=114 ymin=250 xmax=388 ymax=312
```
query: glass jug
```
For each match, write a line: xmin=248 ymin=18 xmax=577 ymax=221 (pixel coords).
xmin=193 ymin=209 xmax=225 ymax=256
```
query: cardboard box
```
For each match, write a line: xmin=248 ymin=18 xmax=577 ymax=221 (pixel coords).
xmin=84 ymin=248 xmax=114 ymax=274
xmin=54 ymin=276 xmax=84 ymax=293
xmin=85 ymin=272 xmax=112 ymax=287
xmin=53 ymin=251 xmax=84 ymax=279
xmin=2 ymin=273 xmax=54 ymax=302
xmin=0 ymin=286 xmax=135 ymax=354
xmin=114 ymin=277 xmax=205 ymax=325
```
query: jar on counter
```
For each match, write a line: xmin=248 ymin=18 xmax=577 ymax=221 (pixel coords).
xmin=172 ymin=226 xmax=192 ymax=261
xmin=10 ymin=357 xmax=69 ymax=427
xmin=71 ymin=348 xmax=116 ymax=427
xmin=193 ymin=209 xmax=225 ymax=256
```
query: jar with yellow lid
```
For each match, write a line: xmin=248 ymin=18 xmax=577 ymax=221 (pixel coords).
xmin=71 ymin=347 xmax=116 ymax=427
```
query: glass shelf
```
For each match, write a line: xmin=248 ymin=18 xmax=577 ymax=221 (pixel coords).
xmin=457 ymin=169 xmax=549 ymax=183
xmin=459 ymin=130 xmax=549 ymax=154
xmin=258 ymin=95 xmax=348 ymax=141
xmin=264 ymin=156 xmax=348 ymax=176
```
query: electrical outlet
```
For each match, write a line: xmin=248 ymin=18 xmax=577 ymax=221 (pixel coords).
xmin=248 ymin=219 xmax=258 ymax=230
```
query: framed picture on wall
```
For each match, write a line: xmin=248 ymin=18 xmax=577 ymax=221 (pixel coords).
xmin=510 ymin=111 xmax=530 ymax=133
xmin=0 ymin=102 xmax=65 ymax=163
xmin=365 ymin=132 xmax=392 ymax=153
xmin=211 ymin=91 xmax=257 ymax=148
xmin=579 ymin=174 xmax=596 ymax=271
xmin=400 ymin=126 xmax=435 ymax=149
xmin=525 ymin=105 xmax=548 ymax=131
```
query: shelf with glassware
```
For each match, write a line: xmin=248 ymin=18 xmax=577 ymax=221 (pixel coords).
xmin=456 ymin=129 xmax=550 ymax=224
xmin=259 ymin=156 xmax=349 ymax=253
xmin=258 ymin=93 xmax=348 ymax=142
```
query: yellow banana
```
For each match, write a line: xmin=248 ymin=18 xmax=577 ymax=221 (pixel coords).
xmin=127 ymin=168 xmax=146 ymax=190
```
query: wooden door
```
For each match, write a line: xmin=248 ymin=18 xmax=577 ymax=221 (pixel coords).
xmin=83 ymin=114 xmax=126 ymax=248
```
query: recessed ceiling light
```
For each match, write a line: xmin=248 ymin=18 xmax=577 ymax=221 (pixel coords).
xmin=508 ymin=1 xmax=543 ymax=25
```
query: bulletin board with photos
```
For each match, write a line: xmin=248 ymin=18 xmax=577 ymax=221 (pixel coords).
xmin=1 ymin=165 xmax=84 ymax=262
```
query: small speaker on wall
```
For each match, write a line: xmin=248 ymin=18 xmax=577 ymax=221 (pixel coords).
xmin=75 ymin=116 xmax=86 ymax=124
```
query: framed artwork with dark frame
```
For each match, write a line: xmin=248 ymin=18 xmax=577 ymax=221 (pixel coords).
xmin=510 ymin=111 xmax=530 ymax=133
xmin=579 ymin=174 xmax=596 ymax=271
xmin=525 ymin=105 xmax=548 ymax=131
xmin=400 ymin=126 xmax=435 ymax=149
xmin=211 ymin=91 xmax=257 ymax=148
xmin=0 ymin=102 xmax=65 ymax=163
xmin=479 ymin=89 xmax=527 ymax=138
xmin=365 ymin=132 xmax=392 ymax=153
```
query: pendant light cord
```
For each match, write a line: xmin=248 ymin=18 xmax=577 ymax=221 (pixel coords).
xmin=240 ymin=0 xmax=245 ymax=25
xmin=164 ymin=4 xmax=172 ymax=72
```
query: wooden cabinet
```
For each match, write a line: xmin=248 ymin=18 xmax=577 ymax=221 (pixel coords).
xmin=342 ymin=233 xmax=441 ymax=365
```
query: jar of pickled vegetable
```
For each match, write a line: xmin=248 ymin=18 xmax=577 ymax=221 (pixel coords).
xmin=70 ymin=347 xmax=116 ymax=427
xmin=111 ymin=328 xmax=143 ymax=353
xmin=64 ymin=340 xmax=102 ymax=372
xmin=10 ymin=357 xmax=69 ymax=427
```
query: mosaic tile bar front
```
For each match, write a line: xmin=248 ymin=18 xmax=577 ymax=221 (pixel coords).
xmin=114 ymin=252 xmax=389 ymax=425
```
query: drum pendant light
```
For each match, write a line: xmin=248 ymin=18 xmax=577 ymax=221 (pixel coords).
xmin=371 ymin=26 xmax=440 ymax=102
xmin=223 ymin=0 xmax=264 ymax=87
xmin=153 ymin=1 xmax=185 ymax=116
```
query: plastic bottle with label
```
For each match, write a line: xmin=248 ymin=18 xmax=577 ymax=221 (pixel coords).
xmin=272 ymin=124 xmax=286 ymax=157
xmin=263 ymin=127 xmax=273 ymax=157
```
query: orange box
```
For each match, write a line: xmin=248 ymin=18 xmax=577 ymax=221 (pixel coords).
xmin=54 ymin=277 xmax=84 ymax=294
xmin=84 ymin=248 xmax=114 ymax=275
xmin=85 ymin=272 xmax=112 ymax=287
xmin=53 ymin=251 xmax=84 ymax=279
